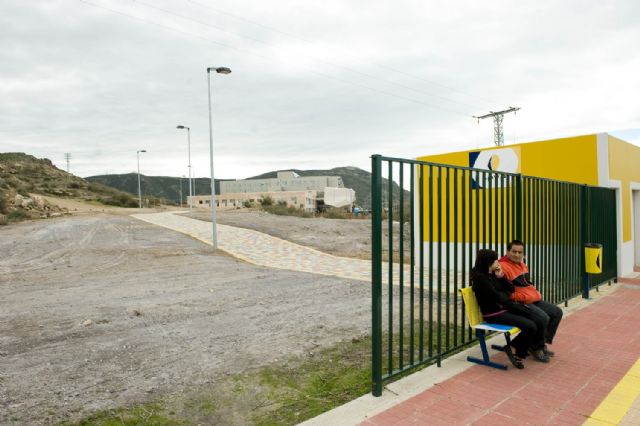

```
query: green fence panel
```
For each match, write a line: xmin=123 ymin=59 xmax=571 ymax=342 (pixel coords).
xmin=370 ymin=155 xmax=618 ymax=396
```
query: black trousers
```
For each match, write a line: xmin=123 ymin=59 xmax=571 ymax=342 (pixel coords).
xmin=528 ymin=300 xmax=563 ymax=345
xmin=485 ymin=311 xmax=540 ymax=358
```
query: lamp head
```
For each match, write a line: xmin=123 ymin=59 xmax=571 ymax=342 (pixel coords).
xmin=208 ymin=66 xmax=232 ymax=74
xmin=176 ymin=125 xmax=185 ymax=129
xmin=140 ymin=150 xmax=147 ymax=153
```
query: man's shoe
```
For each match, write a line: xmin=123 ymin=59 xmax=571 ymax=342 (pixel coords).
xmin=542 ymin=346 xmax=555 ymax=357
xmin=529 ymin=348 xmax=550 ymax=363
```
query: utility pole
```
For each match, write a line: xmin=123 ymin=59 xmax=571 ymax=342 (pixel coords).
xmin=64 ymin=153 xmax=71 ymax=173
xmin=473 ymin=107 xmax=520 ymax=146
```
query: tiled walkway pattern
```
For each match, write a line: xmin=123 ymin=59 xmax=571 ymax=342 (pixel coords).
xmin=362 ymin=283 xmax=640 ymax=425
xmin=132 ymin=211 xmax=373 ymax=281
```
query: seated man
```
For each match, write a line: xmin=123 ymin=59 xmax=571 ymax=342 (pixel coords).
xmin=499 ymin=240 xmax=563 ymax=359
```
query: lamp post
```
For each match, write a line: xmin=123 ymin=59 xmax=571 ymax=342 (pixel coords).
xmin=176 ymin=125 xmax=193 ymax=212
xmin=136 ymin=149 xmax=147 ymax=208
xmin=206 ymin=66 xmax=231 ymax=250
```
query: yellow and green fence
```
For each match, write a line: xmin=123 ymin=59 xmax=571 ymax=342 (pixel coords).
xmin=371 ymin=155 xmax=617 ymax=396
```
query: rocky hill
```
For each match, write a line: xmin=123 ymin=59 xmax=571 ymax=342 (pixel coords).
xmin=0 ymin=153 xmax=139 ymax=224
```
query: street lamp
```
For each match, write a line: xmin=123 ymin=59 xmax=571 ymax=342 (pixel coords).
xmin=176 ymin=125 xmax=193 ymax=212
xmin=206 ymin=66 xmax=231 ymax=250
xmin=136 ymin=149 xmax=147 ymax=208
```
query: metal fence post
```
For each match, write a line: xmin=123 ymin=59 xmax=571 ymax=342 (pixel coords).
xmin=580 ymin=185 xmax=589 ymax=299
xmin=515 ymin=174 xmax=523 ymax=240
xmin=371 ymin=155 xmax=383 ymax=396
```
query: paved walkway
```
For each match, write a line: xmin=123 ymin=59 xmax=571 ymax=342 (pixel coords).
xmin=304 ymin=278 xmax=640 ymax=426
xmin=132 ymin=211 xmax=374 ymax=282
xmin=133 ymin=211 xmax=640 ymax=425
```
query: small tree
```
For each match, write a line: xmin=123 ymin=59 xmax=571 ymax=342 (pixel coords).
xmin=259 ymin=195 xmax=274 ymax=207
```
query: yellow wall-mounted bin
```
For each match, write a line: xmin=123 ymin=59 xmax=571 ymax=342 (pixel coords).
xmin=585 ymin=243 xmax=603 ymax=274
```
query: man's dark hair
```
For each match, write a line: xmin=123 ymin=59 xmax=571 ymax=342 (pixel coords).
xmin=472 ymin=249 xmax=498 ymax=273
xmin=507 ymin=239 xmax=525 ymax=251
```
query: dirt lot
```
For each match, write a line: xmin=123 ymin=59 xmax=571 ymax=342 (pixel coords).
xmin=0 ymin=210 xmax=372 ymax=424
xmin=193 ymin=209 xmax=409 ymax=260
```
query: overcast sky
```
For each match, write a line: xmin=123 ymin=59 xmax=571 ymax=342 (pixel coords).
xmin=2 ymin=0 xmax=639 ymax=179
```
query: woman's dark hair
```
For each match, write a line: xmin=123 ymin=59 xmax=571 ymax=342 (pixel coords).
xmin=472 ymin=249 xmax=498 ymax=273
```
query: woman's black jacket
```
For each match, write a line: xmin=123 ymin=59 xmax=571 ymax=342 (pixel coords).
xmin=470 ymin=270 xmax=531 ymax=317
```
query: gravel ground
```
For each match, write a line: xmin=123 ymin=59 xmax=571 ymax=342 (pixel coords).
xmin=0 ymin=213 xmax=371 ymax=425
xmin=194 ymin=209 xmax=410 ymax=260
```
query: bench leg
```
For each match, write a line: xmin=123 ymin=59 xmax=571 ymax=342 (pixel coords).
xmin=467 ymin=331 xmax=508 ymax=370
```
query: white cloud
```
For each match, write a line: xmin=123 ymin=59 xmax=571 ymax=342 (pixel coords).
xmin=1 ymin=0 xmax=638 ymax=178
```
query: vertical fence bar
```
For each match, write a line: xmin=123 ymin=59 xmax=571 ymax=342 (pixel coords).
xmin=371 ymin=155 xmax=382 ymax=396
xmin=387 ymin=162 xmax=393 ymax=374
xmin=398 ymin=163 xmax=404 ymax=369
xmin=427 ymin=166 xmax=432 ymax=357
xmin=476 ymin=171 xmax=480 ymax=256
xmin=500 ymin=175 xmax=505 ymax=253
xmin=516 ymin=174 xmax=523 ymax=241
xmin=483 ymin=172 xmax=488 ymax=248
xmin=445 ymin=167 xmax=451 ymax=353
xmin=468 ymin=170 xmax=474 ymax=341
xmin=581 ymin=185 xmax=589 ymax=298
xmin=531 ymin=179 xmax=537 ymax=283
xmin=419 ymin=165 xmax=425 ymax=362
xmin=494 ymin=174 xmax=499 ymax=251
xmin=453 ymin=169 xmax=459 ymax=347
xmin=409 ymin=164 xmax=415 ymax=365
xmin=436 ymin=166 xmax=442 ymax=365
xmin=553 ymin=182 xmax=561 ymax=303
xmin=428 ymin=165 xmax=434 ymax=359
xmin=488 ymin=172 xmax=493 ymax=251
xmin=461 ymin=169 xmax=466 ymax=343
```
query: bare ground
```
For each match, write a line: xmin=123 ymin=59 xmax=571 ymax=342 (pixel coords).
xmin=0 ymin=211 xmax=372 ymax=425
xmin=192 ymin=209 xmax=410 ymax=260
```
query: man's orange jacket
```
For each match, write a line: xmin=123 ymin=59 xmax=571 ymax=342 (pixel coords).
xmin=498 ymin=255 xmax=542 ymax=304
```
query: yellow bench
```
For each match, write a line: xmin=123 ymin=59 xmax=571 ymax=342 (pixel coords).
xmin=459 ymin=287 xmax=520 ymax=370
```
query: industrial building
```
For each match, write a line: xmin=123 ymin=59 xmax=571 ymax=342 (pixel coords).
xmin=188 ymin=170 xmax=355 ymax=212
xmin=220 ymin=171 xmax=344 ymax=194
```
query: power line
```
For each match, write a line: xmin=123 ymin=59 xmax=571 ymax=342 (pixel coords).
xmin=186 ymin=0 xmax=499 ymax=108
xmin=126 ymin=0 xmax=482 ymax=112
xmin=138 ymin=0 xmax=483 ymax=111
xmin=77 ymin=0 xmax=474 ymax=116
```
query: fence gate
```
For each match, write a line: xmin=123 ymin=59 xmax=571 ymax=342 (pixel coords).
xmin=371 ymin=155 xmax=617 ymax=396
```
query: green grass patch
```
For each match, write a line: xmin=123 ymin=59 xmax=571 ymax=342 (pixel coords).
xmin=65 ymin=322 xmax=468 ymax=425
xmin=60 ymin=403 xmax=184 ymax=426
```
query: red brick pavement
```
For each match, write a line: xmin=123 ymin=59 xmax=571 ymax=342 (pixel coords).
xmin=362 ymin=284 xmax=640 ymax=425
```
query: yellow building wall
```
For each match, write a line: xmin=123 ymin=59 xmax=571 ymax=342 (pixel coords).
xmin=607 ymin=136 xmax=640 ymax=242
xmin=418 ymin=134 xmax=599 ymax=185
xmin=416 ymin=135 xmax=600 ymax=243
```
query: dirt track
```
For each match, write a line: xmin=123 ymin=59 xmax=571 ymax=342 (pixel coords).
xmin=0 ymin=212 xmax=371 ymax=424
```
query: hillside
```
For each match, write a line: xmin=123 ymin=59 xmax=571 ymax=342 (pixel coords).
xmin=86 ymin=174 xmax=226 ymax=206
xmin=0 ymin=152 xmax=139 ymax=224
xmin=87 ymin=166 xmax=407 ymax=209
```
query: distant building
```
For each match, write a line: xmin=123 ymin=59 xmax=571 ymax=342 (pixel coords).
xmin=188 ymin=190 xmax=317 ymax=212
xmin=220 ymin=171 xmax=344 ymax=194
xmin=189 ymin=170 xmax=354 ymax=212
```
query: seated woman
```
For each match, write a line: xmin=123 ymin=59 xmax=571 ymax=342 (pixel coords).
xmin=471 ymin=249 xmax=546 ymax=369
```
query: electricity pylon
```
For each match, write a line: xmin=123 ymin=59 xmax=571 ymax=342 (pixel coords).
xmin=473 ymin=107 xmax=520 ymax=146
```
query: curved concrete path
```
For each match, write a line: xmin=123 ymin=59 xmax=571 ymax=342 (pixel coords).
xmin=132 ymin=211 xmax=376 ymax=282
